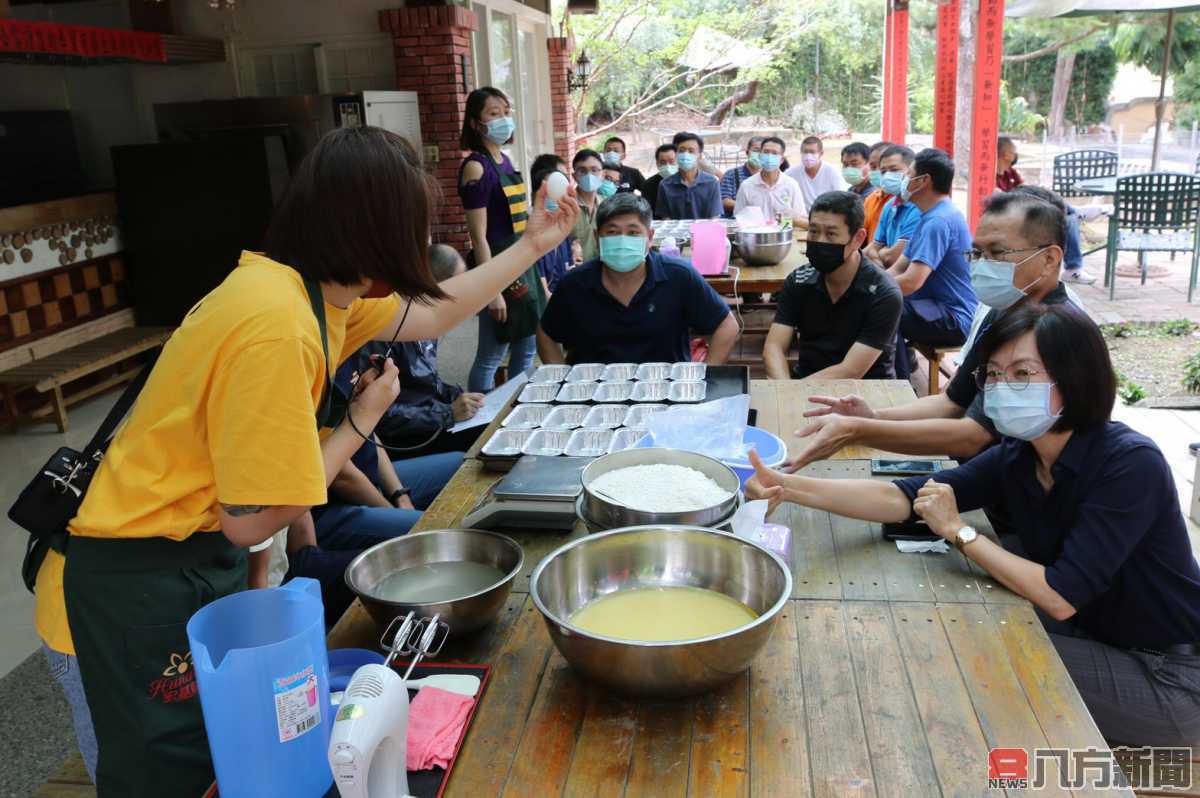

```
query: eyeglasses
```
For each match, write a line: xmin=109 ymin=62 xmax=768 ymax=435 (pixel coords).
xmin=973 ymin=364 xmax=1051 ymax=391
xmin=965 ymin=245 xmax=1053 ymax=263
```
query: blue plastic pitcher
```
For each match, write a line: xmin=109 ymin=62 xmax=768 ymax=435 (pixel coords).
xmin=187 ymin=578 xmax=333 ymax=798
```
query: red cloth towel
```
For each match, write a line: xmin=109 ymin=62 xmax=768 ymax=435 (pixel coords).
xmin=405 ymin=686 xmax=475 ymax=771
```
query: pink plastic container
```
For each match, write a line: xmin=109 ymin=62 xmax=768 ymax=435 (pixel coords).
xmin=688 ymin=221 xmax=730 ymax=276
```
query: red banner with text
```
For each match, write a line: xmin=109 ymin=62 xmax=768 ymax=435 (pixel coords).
xmin=968 ymin=0 xmax=1005 ymax=229
xmin=934 ymin=0 xmax=960 ymax=156
xmin=0 ymin=20 xmax=165 ymax=63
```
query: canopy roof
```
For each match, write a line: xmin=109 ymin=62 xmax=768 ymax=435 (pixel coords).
xmin=1006 ymin=0 xmax=1200 ymax=17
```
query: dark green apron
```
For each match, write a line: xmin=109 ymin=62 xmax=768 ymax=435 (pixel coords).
xmin=62 ymin=278 xmax=332 ymax=798
xmin=486 ymin=159 xmax=547 ymax=343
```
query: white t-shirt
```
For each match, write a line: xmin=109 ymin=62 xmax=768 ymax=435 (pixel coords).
xmin=734 ymin=172 xmax=808 ymax=221
xmin=784 ymin=161 xmax=847 ymax=209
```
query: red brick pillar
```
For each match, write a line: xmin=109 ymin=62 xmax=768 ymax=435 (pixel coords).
xmin=547 ymin=37 xmax=576 ymax=163
xmin=380 ymin=6 xmax=478 ymax=253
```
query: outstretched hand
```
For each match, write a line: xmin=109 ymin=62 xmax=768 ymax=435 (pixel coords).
xmin=779 ymin=415 xmax=856 ymax=473
xmin=745 ymin=449 xmax=788 ymax=516
xmin=523 ymin=182 xmax=580 ymax=257
xmin=803 ymin=394 xmax=876 ymax=420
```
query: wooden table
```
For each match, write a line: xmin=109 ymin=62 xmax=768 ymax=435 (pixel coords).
xmin=329 ymin=379 xmax=1127 ymax=798
xmin=705 ymin=238 xmax=806 ymax=295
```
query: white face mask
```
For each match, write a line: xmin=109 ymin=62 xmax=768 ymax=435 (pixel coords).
xmin=984 ymin=382 xmax=1061 ymax=440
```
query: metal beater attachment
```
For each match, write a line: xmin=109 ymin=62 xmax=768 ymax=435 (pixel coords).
xmin=379 ymin=612 xmax=451 ymax=680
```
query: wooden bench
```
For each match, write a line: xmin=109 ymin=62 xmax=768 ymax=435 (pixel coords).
xmin=914 ymin=343 xmax=961 ymax=395
xmin=0 ymin=326 xmax=172 ymax=433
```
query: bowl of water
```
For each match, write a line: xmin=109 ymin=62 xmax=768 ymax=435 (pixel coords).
xmin=345 ymin=529 xmax=524 ymax=634
xmin=531 ymin=525 xmax=791 ymax=697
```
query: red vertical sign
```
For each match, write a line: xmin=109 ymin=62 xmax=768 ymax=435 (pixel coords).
xmin=882 ymin=0 xmax=910 ymax=143
xmin=968 ymin=0 xmax=1005 ymax=229
xmin=934 ymin=0 xmax=960 ymax=155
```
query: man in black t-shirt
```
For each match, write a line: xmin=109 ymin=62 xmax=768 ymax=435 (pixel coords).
xmin=783 ymin=191 xmax=1079 ymax=471
xmin=764 ymin=191 xmax=902 ymax=381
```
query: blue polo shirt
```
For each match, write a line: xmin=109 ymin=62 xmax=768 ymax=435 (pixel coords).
xmin=719 ymin=164 xmax=754 ymax=217
xmin=904 ymin=197 xmax=977 ymax=334
xmin=539 ymin=251 xmax=731 ymax=364
xmin=655 ymin=171 xmax=723 ymax=220
xmin=873 ymin=198 xmax=922 ymax=247
xmin=894 ymin=421 xmax=1200 ymax=650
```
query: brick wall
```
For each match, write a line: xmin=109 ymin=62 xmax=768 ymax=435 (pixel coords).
xmin=380 ymin=5 xmax=478 ymax=253
xmin=547 ymin=37 xmax=576 ymax=163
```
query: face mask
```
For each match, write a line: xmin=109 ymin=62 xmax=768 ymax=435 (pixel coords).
xmin=899 ymin=174 xmax=916 ymax=202
xmin=806 ymin=240 xmax=848 ymax=274
xmin=748 ymin=152 xmax=763 ymax=169
xmin=677 ymin=152 xmax=698 ymax=171
xmin=801 ymin=153 xmax=821 ymax=168
xmin=485 ymin=115 xmax=515 ymax=145
xmin=599 ymin=235 xmax=647 ymax=272
xmin=970 ymin=249 xmax=1046 ymax=310
xmin=577 ymin=173 xmax=602 ymax=193
xmin=842 ymin=166 xmax=864 ymax=186
xmin=880 ymin=172 xmax=904 ymax=196
xmin=658 ymin=163 xmax=679 ymax=179
xmin=759 ymin=153 xmax=782 ymax=173
xmin=597 ymin=180 xmax=618 ymax=199
xmin=984 ymin=382 xmax=1061 ymax=441
xmin=869 ymin=171 xmax=882 ymax=188
xmin=603 ymin=151 xmax=622 ymax=166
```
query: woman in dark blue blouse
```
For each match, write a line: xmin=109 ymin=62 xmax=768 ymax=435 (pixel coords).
xmin=748 ymin=303 xmax=1200 ymax=745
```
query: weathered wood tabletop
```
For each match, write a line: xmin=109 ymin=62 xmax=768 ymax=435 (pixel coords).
xmin=328 ymin=379 xmax=1128 ymax=798
xmin=705 ymin=236 xmax=806 ymax=295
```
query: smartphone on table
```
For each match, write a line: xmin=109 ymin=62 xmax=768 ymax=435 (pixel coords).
xmin=870 ymin=459 xmax=941 ymax=476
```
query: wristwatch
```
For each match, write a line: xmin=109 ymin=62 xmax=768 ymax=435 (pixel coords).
xmin=388 ymin=487 xmax=412 ymax=505
xmin=954 ymin=525 xmax=979 ymax=551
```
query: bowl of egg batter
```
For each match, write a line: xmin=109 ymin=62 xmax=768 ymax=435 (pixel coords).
xmin=531 ymin=525 xmax=792 ymax=697
xmin=345 ymin=529 xmax=524 ymax=634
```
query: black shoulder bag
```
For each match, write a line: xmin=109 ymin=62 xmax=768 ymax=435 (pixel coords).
xmin=8 ymin=355 xmax=158 ymax=592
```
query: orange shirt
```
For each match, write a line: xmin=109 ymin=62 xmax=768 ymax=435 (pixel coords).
xmin=863 ymin=190 xmax=890 ymax=242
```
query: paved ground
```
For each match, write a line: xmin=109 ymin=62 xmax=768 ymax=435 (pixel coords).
xmin=1072 ymin=248 xmax=1200 ymax=325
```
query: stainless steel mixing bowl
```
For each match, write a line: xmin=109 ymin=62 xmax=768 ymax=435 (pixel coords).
xmin=531 ymin=525 xmax=792 ymax=697
xmin=344 ymin=529 xmax=524 ymax=634
xmin=734 ymin=228 xmax=793 ymax=265
xmin=580 ymin=448 xmax=741 ymax=530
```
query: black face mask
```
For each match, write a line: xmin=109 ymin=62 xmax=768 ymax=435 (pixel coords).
xmin=806 ymin=240 xmax=848 ymax=274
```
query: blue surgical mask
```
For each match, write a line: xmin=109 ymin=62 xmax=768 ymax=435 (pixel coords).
xmin=577 ymin=173 xmax=602 ymax=193
xmin=869 ymin=171 xmax=882 ymax=188
xmin=880 ymin=172 xmax=905 ymax=196
xmin=676 ymin=152 xmax=698 ymax=171
xmin=970 ymin=249 xmax=1046 ymax=310
xmin=603 ymin=150 xmax=622 ymax=166
xmin=485 ymin=115 xmax=515 ymax=145
xmin=759 ymin=153 xmax=782 ymax=173
xmin=984 ymin=382 xmax=1061 ymax=441
xmin=748 ymin=152 xmax=763 ymax=169
xmin=658 ymin=163 xmax=678 ymax=179
xmin=898 ymin=174 xmax=914 ymax=202
xmin=597 ymin=180 xmax=618 ymax=199
xmin=598 ymin=235 xmax=647 ymax=272
xmin=842 ymin=166 xmax=864 ymax=185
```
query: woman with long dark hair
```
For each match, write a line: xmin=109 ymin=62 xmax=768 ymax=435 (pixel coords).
xmin=36 ymin=126 xmax=577 ymax=796
xmin=459 ymin=86 xmax=547 ymax=391
xmin=748 ymin=303 xmax=1200 ymax=745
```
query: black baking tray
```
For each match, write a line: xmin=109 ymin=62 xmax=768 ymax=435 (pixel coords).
xmin=476 ymin=365 xmax=750 ymax=472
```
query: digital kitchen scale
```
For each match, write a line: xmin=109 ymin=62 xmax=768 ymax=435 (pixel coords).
xmin=462 ymin=455 xmax=594 ymax=530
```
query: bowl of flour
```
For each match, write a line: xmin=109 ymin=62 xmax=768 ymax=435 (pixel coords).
xmin=580 ymin=448 xmax=741 ymax=530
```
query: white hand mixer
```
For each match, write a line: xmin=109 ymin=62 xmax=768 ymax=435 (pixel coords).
xmin=328 ymin=612 xmax=450 ymax=798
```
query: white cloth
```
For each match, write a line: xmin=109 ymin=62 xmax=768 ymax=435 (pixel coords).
xmin=734 ymin=172 xmax=808 ymax=222
xmin=785 ymin=161 xmax=847 ymax=209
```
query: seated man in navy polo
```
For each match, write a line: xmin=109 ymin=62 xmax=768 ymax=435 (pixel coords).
xmin=763 ymin=191 xmax=903 ymax=381
xmin=537 ymin=192 xmax=739 ymax=365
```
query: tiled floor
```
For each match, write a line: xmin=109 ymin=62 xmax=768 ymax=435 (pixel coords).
xmin=1070 ymin=244 xmax=1200 ymax=325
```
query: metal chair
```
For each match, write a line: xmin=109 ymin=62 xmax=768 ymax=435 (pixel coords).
xmin=1104 ymin=172 xmax=1200 ymax=302
xmin=1052 ymin=149 xmax=1118 ymax=198
xmin=1194 ymin=152 xmax=1200 ymax=175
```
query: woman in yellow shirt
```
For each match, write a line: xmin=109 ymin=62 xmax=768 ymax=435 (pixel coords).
xmin=39 ymin=127 xmax=577 ymax=797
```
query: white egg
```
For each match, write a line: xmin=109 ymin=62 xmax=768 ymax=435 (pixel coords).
xmin=545 ymin=171 xmax=569 ymax=202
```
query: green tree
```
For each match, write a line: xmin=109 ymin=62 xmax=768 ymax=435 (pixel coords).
xmin=1003 ymin=29 xmax=1117 ymax=130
